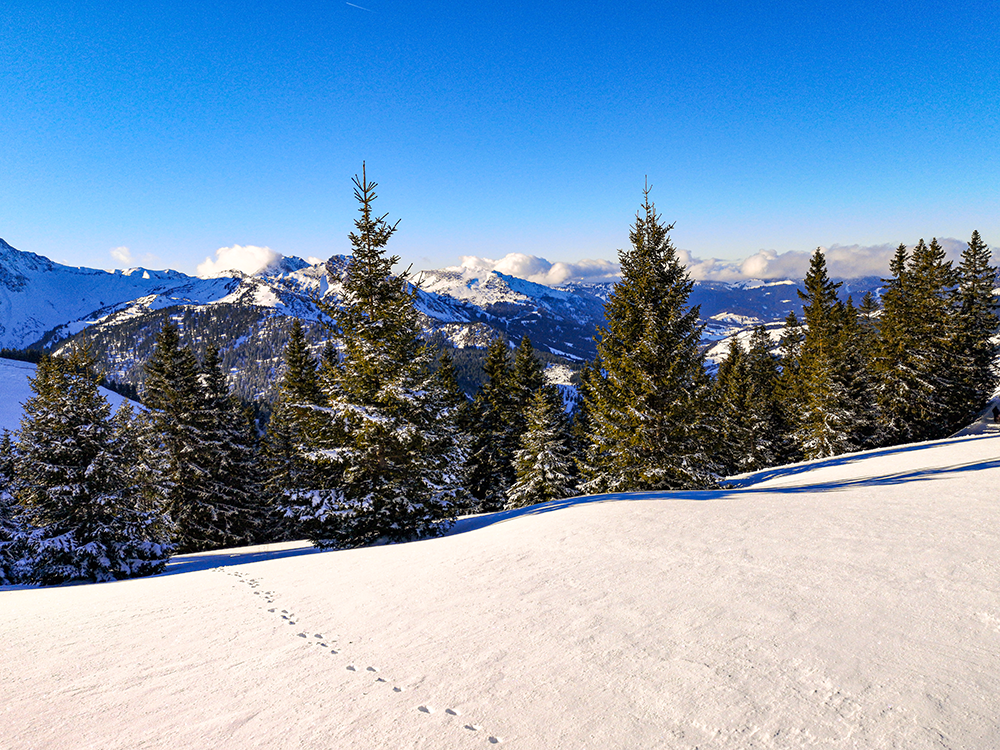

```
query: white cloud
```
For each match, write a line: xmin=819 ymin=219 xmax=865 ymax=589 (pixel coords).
xmin=110 ymin=246 xmax=132 ymax=264
xmin=680 ymin=238 xmax=972 ymax=282
xmin=197 ymin=245 xmax=281 ymax=277
xmin=451 ymin=253 xmax=621 ymax=285
xmin=445 ymin=238 xmax=975 ymax=287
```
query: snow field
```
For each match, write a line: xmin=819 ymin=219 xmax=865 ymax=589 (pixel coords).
xmin=3 ymin=433 xmax=1000 ymax=748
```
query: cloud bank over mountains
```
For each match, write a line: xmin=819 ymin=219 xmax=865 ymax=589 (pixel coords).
xmin=455 ymin=238 xmax=972 ymax=285
xmin=188 ymin=238 xmax=973 ymax=284
xmin=449 ymin=253 xmax=621 ymax=286
xmin=196 ymin=245 xmax=325 ymax=277
xmin=689 ymin=237 xmax=970 ymax=282
xmin=197 ymin=245 xmax=281 ymax=277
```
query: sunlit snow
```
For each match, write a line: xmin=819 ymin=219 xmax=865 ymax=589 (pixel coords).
xmin=4 ymin=422 xmax=1000 ymax=748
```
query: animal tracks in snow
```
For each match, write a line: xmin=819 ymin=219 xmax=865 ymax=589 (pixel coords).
xmin=219 ymin=565 xmax=505 ymax=744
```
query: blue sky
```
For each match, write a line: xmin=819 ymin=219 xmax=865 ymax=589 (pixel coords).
xmin=1 ymin=0 xmax=997 ymax=280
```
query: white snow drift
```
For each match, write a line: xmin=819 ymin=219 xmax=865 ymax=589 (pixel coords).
xmin=3 ymin=429 xmax=1000 ymax=748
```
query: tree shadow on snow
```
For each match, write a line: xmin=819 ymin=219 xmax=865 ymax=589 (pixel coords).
xmin=160 ymin=543 xmax=322 ymax=577
xmin=449 ymin=451 xmax=1000 ymax=536
xmin=155 ymin=439 xmax=1000 ymax=574
xmin=726 ymin=433 xmax=1000 ymax=489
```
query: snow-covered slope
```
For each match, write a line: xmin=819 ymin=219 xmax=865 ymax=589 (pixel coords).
xmin=0 ymin=238 xmax=193 ymax=349
xmin=4 ymin=431 xmax=1000 ymax=748
xmin=2 ymin=237 xmax=873 ymax=356
xmin=0 ymin=358 xmax=138 ymax=434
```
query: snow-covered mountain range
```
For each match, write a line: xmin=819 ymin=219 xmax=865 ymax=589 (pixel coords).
xmin=0 ymin=237 xmax=883 ymax=399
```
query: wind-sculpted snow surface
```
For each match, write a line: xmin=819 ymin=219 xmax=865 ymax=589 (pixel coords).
xmin=3 ymin=433 xmax=1000 ymax=748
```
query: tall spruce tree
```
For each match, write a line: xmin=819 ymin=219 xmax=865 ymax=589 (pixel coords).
xmin=793 ymin=249 xmax=856 ymax=459
xmin=583 ymin=186 xmax=716 ymax=491
xmin=875 ymin=239 xmax=960 ymax=442
xmin=144 ymin=325 xmax=258 ymax=552
xmin=511 ymin=335 xmax=545 ymax=430
xmin=775 ymin=311 xmax=805 ymax=452
xmin=713 ymin=329 xmax=793 ymax=474
xmin=743 ymin=325 xmax=795 ymax=470
xmin=289 ymin=165 xmax=467 ymax=548
xmin=507 ymin=386 xmax=577 ymax=509
xmin=429 ymin=348 xmax=473 ymax=515
xmin=16 ymin=348 xmax=170 ymax=584
xmin=197 ymin=346 xmax=266 ymax=544
xmin=908 ymin=238 xmax=960 ymax=437
xmin=264 ymin=318 xmax=326 ymax=540
xmin=571 ymin=359 xmax=600 ymax=485
xmin=466 ymin=337 xmax=518 ymax=510
xmin=951 ymin=230 xmax=998 ymax=424
xmin=143 ymin=322 xmax=206 ymax=551
xmin=713 ymin=339 xmax=754 ymax=475
xmin=840 ymin=297 xmax=879 ymax=450
xmin=873 ymin=243 xmax=917 ymax=444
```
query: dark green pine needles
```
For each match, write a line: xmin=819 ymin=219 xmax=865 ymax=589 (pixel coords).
xmin=582 ymin=185 xmax=717 ymax=492
xmin=16 ymin=347 xmax=170 ymax=583
xmin=283 ymin=164 xmax=468 ymax=548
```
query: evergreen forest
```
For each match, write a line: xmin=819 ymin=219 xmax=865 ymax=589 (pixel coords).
xmin=1 ymin=173 xmax=996 ymax=585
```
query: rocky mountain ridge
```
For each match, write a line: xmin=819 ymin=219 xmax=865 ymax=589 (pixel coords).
xmin=0 ymin=238 xmax=884 ymax=403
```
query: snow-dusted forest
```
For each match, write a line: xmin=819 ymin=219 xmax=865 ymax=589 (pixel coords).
xmin=2 ymin=170 xmax=1000 ymax=747
xmin=2 ymin=174 xmax=996 ymax=584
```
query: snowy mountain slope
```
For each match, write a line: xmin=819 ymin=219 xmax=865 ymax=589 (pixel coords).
xmin=1 ymin=237 xmax=889 ymax=401
xmin=0 ymin=358 xmax=139 ymax=434
xmin=0 ymin=238 xmax=192 ymax=350
xmin=4 ymin=431 xmax=1000 ymax=748
xmin=1 ymin=238 xmax=888 ymax=357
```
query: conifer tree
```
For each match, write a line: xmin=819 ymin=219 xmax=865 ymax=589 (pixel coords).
xmin=264 ymin=318 xmax=326 ymax=539
xmin=584 ymin=186 xmax=717 ymax=491
xmin=873 ymin=243 xmax=916 ymax=443
xmin=0 ymin=430 xmax=22 ymax=585
xmin=107 ymin=401 xmax=173 ymax=572
xmin=144 ymin=325 xmax=257 ymax=551
xmin=908 ymin=238 xmax=960 ymax=437
xmin=197 ymin=346 xmax=266 ymax=544
xmin=435 ymin=348 xmax=466 ymax=409
xmin=713 ymin=329 xmax=792 ymax=474
xmin=951 ymin=230 xmax=998 ymax=424
xmin=875 ymin=239 xmax=960 ymax=442
xmin=511 ymin=335 xmax=545 ymax=429
xmin=839 ymin=297 xmax=879 ymax=450
xmin=467 ymin=336 xmax=518 ymax=510
xmin=507 ymin=386 xmax=577 ymax=508
xmin=743 ymin=325 xmax=795 ymax=470
xmin=291 ymin=165 xmax=467 ymax=548
xmin=109 ymin=402 xmax=162 ymax=523
xmin=16 ymin=348 xmax=170 ymax=584
xmin=713 ymin=339 xmax=753 ymax=475
xmin=143 ymin=322 xmax=206 ymax=551
xmin=858 ymin=292 xmax=881 ymax=344
xmin=774 ymin=312 xmax=806 ymax=457
xmin=793 ymin=249 xmax=856 ymax=459
xmin=429 ymin=348 xmax=473 ymax=515
xmin=571 ymin=359 xmax=600 ymax=484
